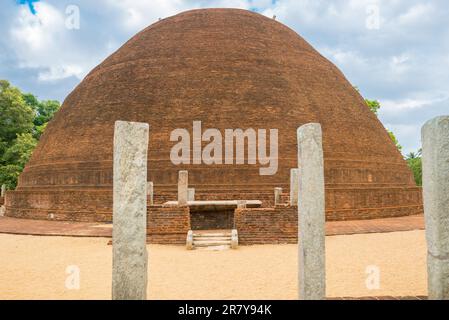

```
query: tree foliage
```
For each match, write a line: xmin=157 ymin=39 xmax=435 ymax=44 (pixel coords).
xmin=387 ymin=129 xmax=403 ymax=153
xmin=365 ymin=99 xmax=381 ymax=115
xmin=363 ymin=95 xmax=421 ymax=186
xmin=406 ymin=149 xmax=422 ymax=186
xmin=0 ymin=80 xmax=60 ymax=189
xmin=0 ymin=80 xmax=34 ymax=142
xmin=363 ymin=97 xmax=403 ymax=152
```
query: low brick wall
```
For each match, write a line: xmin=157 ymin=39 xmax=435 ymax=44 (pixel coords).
xmin=326 ymin=205 xmax=423 ymax=221
xmin=235 ymin=206 xmax=298 ymax=245
xmin=235 ymin=201 xmax=423 ymax=245
xmin=4 ymin=189 xmax=113 ymax=222
xmin=325 ymin=186 xmax=423 ymax=221
xmin=0 ymin=196 xmax=4 ymax=206
xmin=147 ymin=206 xmax=190 ymax=244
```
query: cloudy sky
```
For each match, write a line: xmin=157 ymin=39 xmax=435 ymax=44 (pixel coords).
xmin=1 ymin=0 xmax=448 ymax=154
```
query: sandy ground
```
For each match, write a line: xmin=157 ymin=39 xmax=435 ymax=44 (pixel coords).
xmin=0 ymin=230 xmax=427 ymax=300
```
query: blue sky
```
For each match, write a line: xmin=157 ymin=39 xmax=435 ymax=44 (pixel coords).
xmin=1 ymin=0 xmax=448 ymax=154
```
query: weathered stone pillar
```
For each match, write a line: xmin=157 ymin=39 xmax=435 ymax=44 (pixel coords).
xmin=186 ymin=230 xmax=193 ymax=250
xmin=422 ymin=116 xmax=449 ymax=300
xmin=290 ymin=169 xmax=299 ymax=206
xmin=231 ymin=229 xmax=239 ymax=249
xmin=274 ymin=187 xmax=282 ymax=206
xmin=147 ymin=181 xmax=154 ymax=206
xmin=1 ymin=184 xmax=5 ymax=198
xmin=112 ymin=121 xmax=149 ymax=300
xmin=237 ymin=200 xmax=247 ymax=209
xmin=297 ymin=123 xmax=326 ymax=300
xmin=178 ymin=171 xmax=188 ymax=206
xmin=187 ymin=188 xmax=195 ymax=201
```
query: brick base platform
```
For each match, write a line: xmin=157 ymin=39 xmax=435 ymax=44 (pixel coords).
xmin=0 ymin=214 xmax=425 ymax=241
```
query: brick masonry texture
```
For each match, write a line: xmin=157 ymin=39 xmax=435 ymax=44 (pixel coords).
xmin=235 ymin=207 xmax=298 ymax=244
xmin=235 ymin=204 xmax=423 ymax=245
xmin=5 ymin=9 xmax=421 ymax=224
xmin=147 ymin=206 xmax=190 ymax=244
xmin=0 ymin=214 xmax=425 ymax=240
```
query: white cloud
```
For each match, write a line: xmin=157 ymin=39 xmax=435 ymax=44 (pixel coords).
xmin=10 ymin=3 xmax=84 ymax=80
xmin=397 ymin=3 xmax=434 ymax=26
xmin=384 ymin=123 xmax=421 ymax=154
xmin=2 ymin=0 xmax=449 ymax=152
xmin=381 ymin=96 xmax=447 ymax=112
xmin=104 ymin=0 xmax=251 ymax=32
xmin=38 ymin=65 xmax=84 ymax=81
xmin=104 ymin=0 xmax=189 ymax=31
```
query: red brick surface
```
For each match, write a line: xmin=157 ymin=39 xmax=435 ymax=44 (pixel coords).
xmin=235 ymin=205 xmax=424 ymax=244
xmin=0 ymin=214 xmax=424 ymax=242
xmin=235 ymin=207 xmax=298 ymax=244
xmin=5 ymin=9 xmax=421 ymax=223
xmin=147 ymin=206 xmax=190 ymax=244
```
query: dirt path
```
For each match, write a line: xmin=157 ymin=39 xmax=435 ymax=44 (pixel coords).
xmin=0 ymin=230 xmax=427 ymax=299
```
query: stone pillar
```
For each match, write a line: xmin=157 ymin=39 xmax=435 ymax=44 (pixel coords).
xmin=290 ymin=169 xmax=299 ymax=206
xmin=231 ymin=229 xmax=239 ymax=249
xmin=1 ymin=184 xmax=5 ymax=198
xmin=178 ymin=170 xmax=188 ymax=206
xmin=237 ymin=200 xmax=247 ymax=209
xmin=187 ymin=188 xmax=195 ymax=201
xmin=274 ymin=187 xmax=282 ymax=206
xmin=147 ymin=181 xmax=154 ymax=206
xmin=186 ymin=230 xmax=193 ymax=250
xmin=297 ymin=123 xmax=325 ymax=300
xmin=422 ymin=116 xmax=449 ymax=300
xmin=112 ymin=121 xmax=149 ymax=300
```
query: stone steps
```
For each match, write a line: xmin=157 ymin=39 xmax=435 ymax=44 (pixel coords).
xmin=193 ymin=236 xmax=231 ymax=241
xmin=194 ymin=240 xmax=231 ymax=247
xmin=193 ymin=232 xmax=232 ymax=250
xmin=187 ymin=230 xmax=238 ymax=250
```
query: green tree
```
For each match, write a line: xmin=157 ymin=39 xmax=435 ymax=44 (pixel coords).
xmin=0 ymin=133 xmax=37 ymax=189
xmin=22 ymin=92 xmax=60 ymax=138
xmin=2 ymin=133 xmax=37 ymax=168
xmin=0 ymin=80 xmax=60 ymax=189
xmin=362 ymin=96 xmax=402 ymax=153
xmin=0 ymin=80 xmax=34 ymax=143
xmin=33 ymin=100 xmax=60 ymax=127
xmin=365 ymin=99 xmax=381 ymax=115
xmin=406 ymin=150 xmax=422 ymax=186
xmin=0 ymin=164 xmax=23 ymax=190
xmin=354 ymin=87 xmax=381 ymax=115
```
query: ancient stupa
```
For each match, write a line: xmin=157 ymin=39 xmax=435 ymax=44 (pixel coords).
xmin=6 ymin=9 xmax=422 ymax=224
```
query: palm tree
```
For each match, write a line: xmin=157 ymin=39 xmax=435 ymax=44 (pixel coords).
xmin=406 ymin=152 xmax=417 ymax=160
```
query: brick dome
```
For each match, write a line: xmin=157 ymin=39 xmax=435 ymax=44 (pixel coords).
xmin=6 ymin=8 xmax=422 ymax=222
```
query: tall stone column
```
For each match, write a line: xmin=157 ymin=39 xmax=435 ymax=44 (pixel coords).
xmin=147 ymin=181 xmax=154 ymax=206
xmin=422 ymin=116 xmax=449 ymax=300
xmin=112 ymin=121 xmax=149 ymax=300
xmin=274 ymin=187 xmax=282 ymax=206
xmin=290 ymin=169 xmax=299 ymax=206
xmin=1 ymin=184 xmax=5 ymax=197
xmin=297 ymin=123 xmax=326 ymax=300
xmin=178 ymin=170 xmax=188 ymax=206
